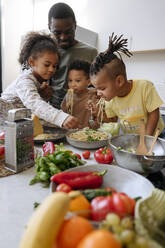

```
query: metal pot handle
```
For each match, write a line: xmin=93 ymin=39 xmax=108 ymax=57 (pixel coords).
xmin=144 ymin=156 xmax=165 ymax=162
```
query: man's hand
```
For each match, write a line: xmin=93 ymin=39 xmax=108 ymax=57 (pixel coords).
xmin=62 ymin=116 xmax=80 ymax=129
xmin=39 ymin=82 xmax=53 ymax=101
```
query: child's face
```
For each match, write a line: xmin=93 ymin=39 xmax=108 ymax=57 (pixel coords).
xmin=68 ymin=69 xmax=90 ymax=94
xmin=91 ymin=70 xmax=118 ymax=101
xmin=29 ymin=51 xmax=58 ymax=81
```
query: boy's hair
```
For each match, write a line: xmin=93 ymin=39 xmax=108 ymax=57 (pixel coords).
xmin=19 ymin=31 xmax=59 ymax=70
xmin=48 ymin=2 xmax=76 ymax=25
xmin=90 ymin=33 xmax=132 ymax=79
xmin=68 ymin=60 xmax=91 ymax=78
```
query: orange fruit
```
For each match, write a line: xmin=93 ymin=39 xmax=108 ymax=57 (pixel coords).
xmin=76 ymin=229 xmax=122 ymax=248
xmin=69 ymin=193 xmax=91 ymax=217
xmin=56 ymin=215 xmax=94 ymax=248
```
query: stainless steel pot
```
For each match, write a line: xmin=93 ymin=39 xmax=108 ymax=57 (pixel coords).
xmin=109 ymin=134 xmax=165 ymax=174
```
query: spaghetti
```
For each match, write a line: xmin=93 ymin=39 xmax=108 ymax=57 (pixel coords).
xmin=66 ymin=88 xmax=74 ymax=115
xmin=68 ymin=128 xmax=108 ymax=141
xmin=96 ymin=98 xmax=105 ymax=124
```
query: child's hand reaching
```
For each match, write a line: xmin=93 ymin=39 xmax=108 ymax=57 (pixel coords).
xmin=62 ymin=115 xmax=80 ymax=129
xmin=39 ymin=82 xmax=53 ymax=101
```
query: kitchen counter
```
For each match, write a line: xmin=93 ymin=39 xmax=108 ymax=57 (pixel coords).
xmin=0 ymin=142 xmax=96 ymax=248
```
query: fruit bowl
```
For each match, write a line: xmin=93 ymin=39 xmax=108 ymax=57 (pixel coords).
xmin=51 ymin=164 xmax=154 ymax=199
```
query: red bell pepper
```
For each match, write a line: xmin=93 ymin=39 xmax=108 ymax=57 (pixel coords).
xmin=51 ymin=170 xmax=107 ymax=189
xmin=94 ymin=147 xmax=113 ymax=164
xmin=0 ymin=145 xmax=5 ymax=159
xmin=43 ymin=141 xmax=55 ymax=156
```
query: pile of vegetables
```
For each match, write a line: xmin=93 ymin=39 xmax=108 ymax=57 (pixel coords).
xmin=52 ymin=172 xmax=136 ymax=221
xmin=30 ymin=142 xmax=85 ymax=186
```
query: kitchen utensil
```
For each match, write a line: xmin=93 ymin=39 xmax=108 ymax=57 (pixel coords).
xmin=34 ymin=126 xmax=67 ymax=144
xmin=66 ymin=129 xmax=110 ymax=149
xmin=109 ymin=134 xmax=165 ymax=174
xmin=136 ymin=119 xmax=148 ymax=155
xmin=146 ymin=129 xmax=160 ymax=155
xmin=5 ymin=108 xmax=34 ymax=172
xmin=51 ymin=164 xmax=154 ymax=199
xmin=88 ymin=106 xmax=95 ymax=128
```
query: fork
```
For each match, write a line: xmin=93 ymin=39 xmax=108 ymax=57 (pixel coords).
xmin=88 ymin=106 xmax=95 ymax=128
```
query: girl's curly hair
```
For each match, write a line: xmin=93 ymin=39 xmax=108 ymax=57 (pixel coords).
xmin=18 ymin=31 xmax=59 ymax=70
xmin=90 ymin=33 xmax=132 ymax=79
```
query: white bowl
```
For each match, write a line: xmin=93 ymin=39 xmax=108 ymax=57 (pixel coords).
xmin=51 ymin=164 xmax=154 ymax=199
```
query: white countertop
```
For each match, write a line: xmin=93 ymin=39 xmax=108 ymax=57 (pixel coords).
xmin=0 ymin=143 xmax=96 ymax=248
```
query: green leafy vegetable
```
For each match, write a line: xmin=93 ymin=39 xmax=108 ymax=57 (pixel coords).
xmin=29 ymin=144 xmax=85 ymax=186
xmin=33 ymin=202 xmax=40 ymax=209
xmin=82 ymin=188 xmax=112 ymax=201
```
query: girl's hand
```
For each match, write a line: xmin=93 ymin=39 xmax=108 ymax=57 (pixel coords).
xmin=39 ymin=82 xmax=53 ymax=101
xmin=62 ymin=116 xmax=79 ymax=129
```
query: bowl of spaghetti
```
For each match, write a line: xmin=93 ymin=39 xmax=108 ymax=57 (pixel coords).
xmin=66 ymin=128 xmax=111 ymax=149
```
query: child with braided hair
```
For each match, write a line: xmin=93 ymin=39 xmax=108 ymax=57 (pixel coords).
xmin=0 ymin=31 xmax=79 ymax=129
xmin=90 ymin=33 xmax=164 ymax=136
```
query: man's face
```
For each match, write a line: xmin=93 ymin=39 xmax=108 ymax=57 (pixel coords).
xmin=49 ymin=17 xmax=76 ymax=49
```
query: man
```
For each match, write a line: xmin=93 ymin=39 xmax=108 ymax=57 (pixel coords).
xmin=48 ymin=2 xmax=98 ymax=109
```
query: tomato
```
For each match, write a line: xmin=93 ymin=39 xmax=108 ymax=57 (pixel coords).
xmin=91 ymin=196 xmax=115 ymax=221
xmin=112 ymin=192 xmax=135 ymax=217
xmin=82 ymin=150 xmax=90 ymax=159
xmin=56 ymin=183 xmax=72 ymax=193
xmin=90 ymin=192 xmax=135 ymax=221
xmin=73 ymin=153 xmax=81 ymax=160
xmin=94 ymin=147 xmax=113 ymax=164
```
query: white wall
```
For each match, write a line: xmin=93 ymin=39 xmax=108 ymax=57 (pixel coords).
xmin=2 ymin=0 xmax=165 ymax=90
xmin=2 ymin=0 xmax=33 ymax=90
xmin=33 ymin=0 xmax=165 ymax=85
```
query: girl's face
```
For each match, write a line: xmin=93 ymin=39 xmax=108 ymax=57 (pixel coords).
xmin=90 ymin=69 xmax=118 ymax=101
xmin=29 ymin=51 xmax=58 ymax=82
xmin=68 ymin=69 xmax=90 ymax=94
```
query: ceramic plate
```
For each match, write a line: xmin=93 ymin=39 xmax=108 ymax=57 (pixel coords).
xmin=51 ymin=164 xmax=154 ymax=199
xmin=66 ymin=129 xmax=111 ymax=150
xmin=34 ymin=126 xmax=67 ymax=144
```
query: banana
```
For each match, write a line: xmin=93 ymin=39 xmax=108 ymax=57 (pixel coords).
xmin=20 ymin=192 xmax=70 ymax=248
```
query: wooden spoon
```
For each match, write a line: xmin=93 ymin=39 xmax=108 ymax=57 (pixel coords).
xmin=146 ymin=128 xmax=160 ymax=156
xmin=136 ymin=119 xmax=148 ymax=155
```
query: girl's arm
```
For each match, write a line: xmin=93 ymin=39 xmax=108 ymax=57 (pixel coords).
xmin=146 ymin=108 xmax=159 ymax=135
xmin=15 ymin=77 xmax=79 ymax=128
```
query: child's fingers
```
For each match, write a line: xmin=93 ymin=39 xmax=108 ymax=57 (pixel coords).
xmin=40 ymin=82 xmax=48 ymax=89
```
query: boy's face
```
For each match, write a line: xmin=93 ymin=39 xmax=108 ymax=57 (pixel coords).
xmin=68 ymin=69 xmax=90 ymax=94
xmin=90 ymin=70 xmax=118 ymax=101
xmin=29 ymin=51 xmax=58 ymax=81
xmin=49 ymin=17 xmax=76 ymax=49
